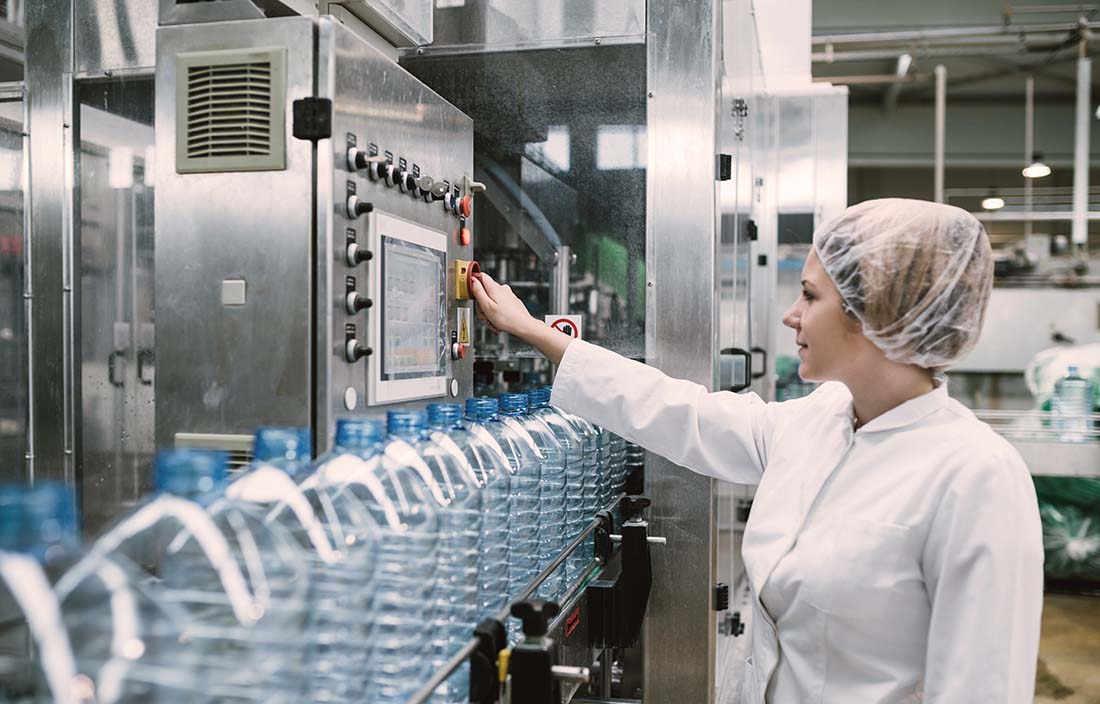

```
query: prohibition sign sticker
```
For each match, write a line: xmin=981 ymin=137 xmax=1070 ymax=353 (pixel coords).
xmin=545 ymin=315 xmax=583 ymax=340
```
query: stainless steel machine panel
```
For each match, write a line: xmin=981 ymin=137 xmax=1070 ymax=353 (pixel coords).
xmin=156 ymin=16 xmax=473 ymax=455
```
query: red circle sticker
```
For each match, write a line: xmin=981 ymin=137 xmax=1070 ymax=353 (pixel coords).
xmin=549 ymin=317 xmax=580 ymax=338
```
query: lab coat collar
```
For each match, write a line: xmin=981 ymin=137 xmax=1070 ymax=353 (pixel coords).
xmin=839 ymin=374 xmax=951 ymax=435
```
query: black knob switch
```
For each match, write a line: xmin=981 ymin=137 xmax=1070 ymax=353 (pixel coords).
xmin=346 ymin=243 xmax=372 ymax=266
xmin=511 ymin=599 xmax=561 ymax=638
xmin=386 ymin=164 xmax=401 ymax=187
xmin=621 ymin=496 xmax=651 ymax=521
xmin=429 ymin=181 xmax=449 ymax=201
xmin=345 ymin=340 xmax=372 ymax=363
xmin=346 ymin=292 xmax=373 ymax=314
xmin=346 ymin=195 xmax=373 ymax=219
xmin=346 ymin=148 xmax=370 ymax=171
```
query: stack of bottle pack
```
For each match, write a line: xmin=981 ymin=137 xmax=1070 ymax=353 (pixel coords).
xmin=0 ymin=387 xmax=627 ymax=703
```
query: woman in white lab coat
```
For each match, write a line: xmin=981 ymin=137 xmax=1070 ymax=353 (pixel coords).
xmin=470 ymin=198 xmax=1044 ymax=703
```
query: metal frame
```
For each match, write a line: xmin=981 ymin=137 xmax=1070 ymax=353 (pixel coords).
xmin=644 ymin=0 xmax=721 ymax=700
xmin=26 ymin=0 xmax=78 ymax=490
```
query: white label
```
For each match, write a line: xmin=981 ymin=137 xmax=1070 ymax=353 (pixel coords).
xmin=544 ymin=315 xmax=582 ymax=339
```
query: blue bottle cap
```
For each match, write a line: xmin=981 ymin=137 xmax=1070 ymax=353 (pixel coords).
xmin=0 ymin=483 xmax=79 ymax=555
xmin=387 ymin=410 xmax=427 ymax=436
xmin=527 ymin=387 xmax=552 ymax=408
xmin=253 ymin=427 xmax=312 ymax=463
xmin=499 ymin=393 xmax=529 ymax=415
xmin=155 ymin=448 xmax=228 ymax=502
xmin=465 ymin=397 xmax=499 ymax=421
xmin=334 ymin=418 xmax=386 ymax=451
xmin=427 ymin=403 xmax=463 ymax=428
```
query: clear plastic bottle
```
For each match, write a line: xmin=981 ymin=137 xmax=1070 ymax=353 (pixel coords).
xmin=556 ymin=407 xmax=600 ymax=582
xmin=595 ymin=425 xmax=614 ymax=515
xmin=610 ymin=432 xmax=628 ymax=496
xmin=1053 ymin=364 xmax=1095 ymax=442
xmin=359 ymin=412 xmax=441 ymax=704
xmin=500 ymin=392 xmax=567 ymax=601
xmin=293 ymin=423 xmax=385 ymax=704
xmin=463 ymin=397 xmax=513 ymax=618
xmin=15 ymin=475 xmax=229 ymax=699
xmin=464 ymin=396 xmax=541 ymax=640
xmin=527 ymin=387 xmax=584 ymax=597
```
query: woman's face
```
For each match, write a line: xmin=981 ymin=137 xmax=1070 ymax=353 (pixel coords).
xmin=781 ymin=250 xmax=876 ymax=382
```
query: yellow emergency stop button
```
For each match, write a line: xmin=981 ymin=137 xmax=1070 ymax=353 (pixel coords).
xmin=454 ymin=259 xmax=480 ymax=300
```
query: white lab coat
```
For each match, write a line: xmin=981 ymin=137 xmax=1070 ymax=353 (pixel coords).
xmin=550 ymin=339 xmax=1044 ymax=703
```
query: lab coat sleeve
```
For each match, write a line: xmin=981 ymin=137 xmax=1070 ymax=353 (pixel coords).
xmin=550 ymin=338 xmax=771 ymax=485
xmin=920 ymin=439 xmax=1045 ymax=704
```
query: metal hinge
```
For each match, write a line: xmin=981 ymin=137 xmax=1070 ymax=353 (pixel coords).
xmin=292 ymin=97 xmax=333 ymax=141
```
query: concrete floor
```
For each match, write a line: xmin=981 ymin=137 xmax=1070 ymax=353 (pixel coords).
xmin=1035 ymin=594 xmax=1100 ymax=704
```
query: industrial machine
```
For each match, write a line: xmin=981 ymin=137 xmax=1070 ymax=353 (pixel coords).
xmin=154 ymin=13 xmax=476 ymax=457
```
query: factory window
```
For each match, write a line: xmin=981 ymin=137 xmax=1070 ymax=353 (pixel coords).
xmin=597 ymin=124 xmax=646 ymax=170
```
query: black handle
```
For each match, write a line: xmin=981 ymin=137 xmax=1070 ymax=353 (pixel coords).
xmin=751 ymin=346 xmax=767 ymax=380
xmin=720 ymin=347 xmax=752 ymax=392
xmin=137 ymin=348 xmax=154 ymax=386
xmin=108 ymin=350 xmax=125 ymax=388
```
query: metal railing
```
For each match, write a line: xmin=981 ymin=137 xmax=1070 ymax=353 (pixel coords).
xmin=976 ymin=409 xmax=1100 ymax=477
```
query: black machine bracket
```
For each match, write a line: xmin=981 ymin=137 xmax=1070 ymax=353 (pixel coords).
xmin=469 ymin=617 xmax=507 ymax=704
xmin=586 ymin=495 xmax=655 ymax=650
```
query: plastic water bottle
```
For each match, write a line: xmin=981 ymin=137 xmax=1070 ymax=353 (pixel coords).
xmin=556 ymin=407 xmax=600 ymax=582
xmin=500 ymin=392 xmax=567 ymax=601
xmin=1053 ymin=365 xmax=1095 ymax=442
xmin=527 ymin=387 xmax=585 ymax=597
xmin=355 ymin=412 xmax=440 ymax=704
xmin=595 ymin=425 xmax=614 ymax=514
xmin=494 ymin=396 xmax=546 ymax=601
xmin=294 ymin=423 xmax=387 ymax=703
xmin=4 ymin=480 xmax=212 ymax=703
xmin=464 ymin=397 xmax=513 ymax=617
xmin=610 ymin=433 xmax=628 ymax=496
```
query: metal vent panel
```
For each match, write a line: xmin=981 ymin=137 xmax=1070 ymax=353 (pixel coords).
xmin=175 ymin=47 xmax=287 ymax=173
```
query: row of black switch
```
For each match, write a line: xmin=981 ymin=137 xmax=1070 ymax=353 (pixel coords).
xmin=346 ymin=146 xmax=467 ymax=217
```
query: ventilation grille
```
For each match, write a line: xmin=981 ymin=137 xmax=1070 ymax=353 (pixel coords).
xmin=186 ymin=61 xmax=272 ymax=160
xmin=174 ymin=432 xmax=254 ymax=475
xmin=175 ymin=48 xmax=286 ymax=173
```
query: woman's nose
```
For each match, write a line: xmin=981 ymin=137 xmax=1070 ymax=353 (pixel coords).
xmin=782 ymin=302 xmax=800 ymax=330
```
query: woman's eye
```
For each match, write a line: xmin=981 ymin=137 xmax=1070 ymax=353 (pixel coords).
xmin=801 ymin=290 xmax=814 ymax=301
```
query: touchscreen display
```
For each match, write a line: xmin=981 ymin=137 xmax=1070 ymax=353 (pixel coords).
xmin=380 ymin=235 xmax=446 ymax=381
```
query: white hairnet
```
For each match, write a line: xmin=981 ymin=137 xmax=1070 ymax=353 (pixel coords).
xmin=813 ymin=198 xmax=994 ymax=372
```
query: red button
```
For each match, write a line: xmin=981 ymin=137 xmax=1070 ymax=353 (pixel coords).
xmin=459 ymin=195 xmax=473 ymax=218
xmin=452 ymin=342 xmax=468 ymax=360
xmin=458 ymin=226 xmax=471 ymax=247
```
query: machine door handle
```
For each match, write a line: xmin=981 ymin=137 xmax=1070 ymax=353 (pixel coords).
xmin=108 ymin=350 xmax=126 ymax=388
xmin=750 ymin=346 xmax=767 ymax=380
xmin=720 ymin=347 xmax=752 ymax=392
xmin=137 ymin=348 xmax=154 ymax=386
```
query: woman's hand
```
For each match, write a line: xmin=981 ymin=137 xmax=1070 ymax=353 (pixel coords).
xmin=470 ymin=272 xmax=538 ymax=337
xmin=470 ymin=271 xmax=573 ymax=365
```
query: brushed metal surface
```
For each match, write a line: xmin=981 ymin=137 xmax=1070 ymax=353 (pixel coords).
xmin=26 ymin=0 xmax=77 ymax=487
xmin=0 ymin=91 xmax=24 ymax=485
xmin=426 ymin=0 xmax=644 ymax=54
xmin=75 ymin=0 xmax=156 ymax=73
xmin=154 ymin=17 xmax=316 ymax=450
xmin=644 ymin=0 xmax=720 ymax=701
xmin=156 ymin=16 xmax=473 ymax=455
xmin=318 ymin=17 xmax=473 ymax=446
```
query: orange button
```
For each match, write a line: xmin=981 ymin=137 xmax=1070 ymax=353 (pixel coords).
xmin=459 ymin=194 xmax=473 ymax=218
xmin=459 ymin=226 xmax=471 ymax=247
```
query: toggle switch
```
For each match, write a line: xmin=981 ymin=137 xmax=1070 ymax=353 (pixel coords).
xmin=345 ymin=339 xmax=372 ymax=363
xmin=346 ymin=292 xmax=373 ymax=314
xmin=454 ymin=259 xmax=480 ymax=300
xmin=346 ymin=148 xmax=386 ymax=173
xmin=346 ymin=242 xmax=372 ymax=266
xmin=386 ymin=164 xmax=401 ymax=187
xmin=345 ymin=195 xmax=373 ymax=219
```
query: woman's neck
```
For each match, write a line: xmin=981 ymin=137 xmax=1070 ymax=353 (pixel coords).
xmin=844 ymin=361 xmax=935 ymax=429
